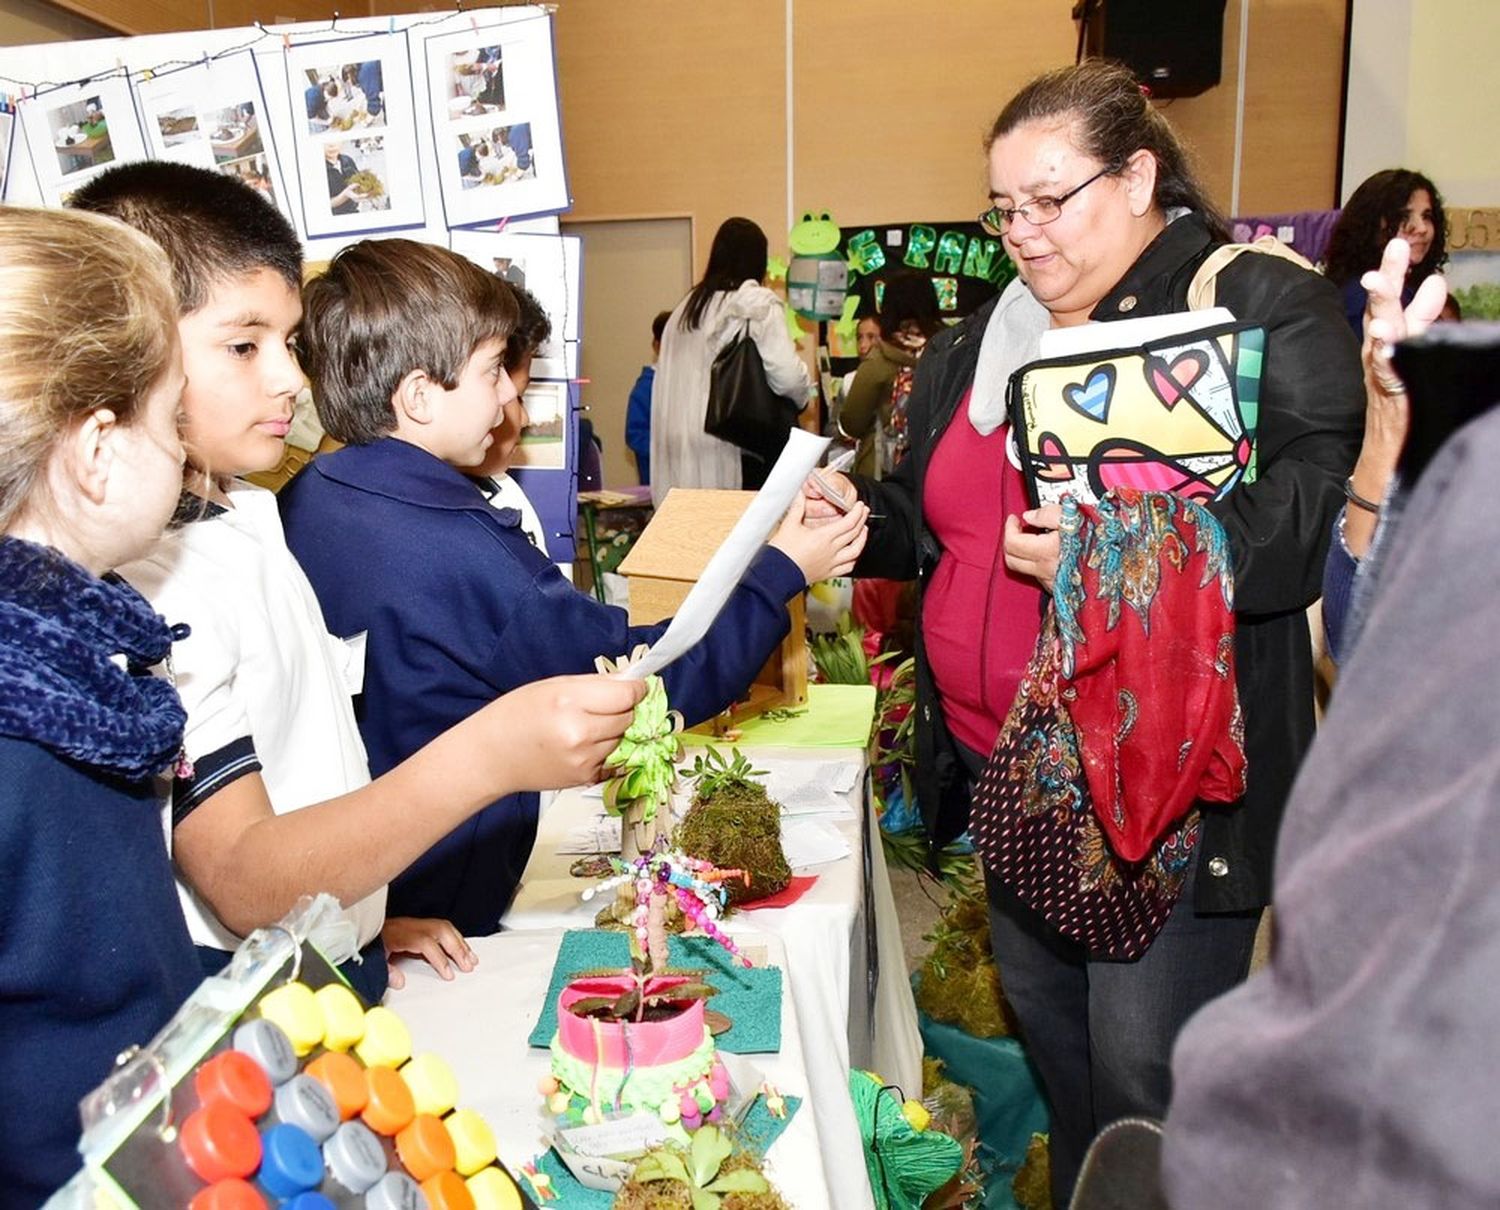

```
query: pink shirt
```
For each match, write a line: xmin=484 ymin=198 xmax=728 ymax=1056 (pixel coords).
xmin=922 ymin=393 xmax=1044 ymax=757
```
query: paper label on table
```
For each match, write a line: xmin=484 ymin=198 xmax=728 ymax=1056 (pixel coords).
xmin=557 ymin=1111 xmax=666 ymax=1158
xmin=781 ymin=818 xmax=853 ymax=868
xmin=618 ymin=430 xmax=831 ymax=680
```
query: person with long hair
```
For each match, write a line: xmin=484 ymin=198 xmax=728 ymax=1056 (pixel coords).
xmin=806 ymin=61 xmax=1363 ymax=1205
xmin=650 ymin=216 xmax=812 ymax=503
xmin=1325 ymin=167 xmax=1447 ymax=338
xmin=839 ymin=269 xmax=945 ymax=477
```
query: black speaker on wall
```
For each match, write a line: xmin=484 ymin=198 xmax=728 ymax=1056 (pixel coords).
xmin=1080 ymin=0 xmax=1230 ymax=98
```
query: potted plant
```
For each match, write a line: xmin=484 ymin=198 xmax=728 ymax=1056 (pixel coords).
xmin=676 ymin=749 xmax=790 ymax=905
xmin=596 ymin=654 xmax=683 ymax=860
xmin=613 ymin=1125 xmax=789 ymax=1210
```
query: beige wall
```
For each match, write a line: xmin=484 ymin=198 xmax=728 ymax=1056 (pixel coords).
xmin=555 ymin=0 xmax=1348 ymax=275
xmin=0 ymin=0 xmax=113 ymax=40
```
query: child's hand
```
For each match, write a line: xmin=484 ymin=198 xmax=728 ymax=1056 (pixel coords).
xmin=382 ymin=916 xmax=476 ymax=990
xmin=770 ymin=492 xmax=870 ymax=584
xmin=482 ymin=674 xmax=647 ymax=790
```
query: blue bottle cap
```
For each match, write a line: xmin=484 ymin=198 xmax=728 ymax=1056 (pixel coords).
xmin=281 ymin=1196 xmax=337 ymax=1210
xmin=258 ymin=1123 xmax=323 ymax=1198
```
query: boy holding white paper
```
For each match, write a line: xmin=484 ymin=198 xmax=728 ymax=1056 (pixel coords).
xmin=280 ymin=238 xmax=869 ymax=936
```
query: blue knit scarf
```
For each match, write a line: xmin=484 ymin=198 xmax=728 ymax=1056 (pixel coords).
xmin=0 ymin=535 xmax=187 ymax=781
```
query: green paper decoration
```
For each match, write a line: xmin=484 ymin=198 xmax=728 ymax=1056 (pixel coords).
xmin=788 ymin=211 xmax=848 ymax=320
xmin=933 ymin=277 xmax=958 ymax=312
xmin=933 ymin=231 xmax=967 ymax=275
xmin=788 ymin=212 xmax=840 ymax=256
xmin=903 ymin=225 xmax=935 ymax=269
xmin=833 ymin=294 xmax=861 ymax=345
xmin=766 ymin=254 xmax=788 ymax=282
xmin=849 ymin=1070 xmax=964 ymax=1210
xmin=596 ymin=653 xmax=683 ymax=858
xmin=846 ymin=229 xmax=887 ymax=278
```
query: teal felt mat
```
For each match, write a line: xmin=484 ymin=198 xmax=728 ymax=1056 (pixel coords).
xmin=528 ymin=930 xmax=782 ymax=1054
xmin=534 ymin=1094 xmax=802 ymax=1208
xmin=917 ymin=1000 xmax=1050 ymax=1210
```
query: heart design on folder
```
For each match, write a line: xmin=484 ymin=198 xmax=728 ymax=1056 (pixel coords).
xmin=1036 ymin=433 xmax=1076 ymax=482
xmin=1146 ymin=351 xmax=1209 ymax=410
xmin=1063 ymin=366 xmax=1115 ymax=424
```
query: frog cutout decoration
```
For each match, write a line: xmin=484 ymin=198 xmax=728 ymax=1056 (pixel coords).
xmin=787 ymin=210 xmax=848 ymax=322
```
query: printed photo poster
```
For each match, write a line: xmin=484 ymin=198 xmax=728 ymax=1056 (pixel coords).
xmin=134 ymin=52 xmax=293 ymax=225
xmin=422 ymin=14 xmax=568 ymax=228
xmin=283 ymin=30 xmax=426 ymax=239
xmin=449 ymin=230 xmax=581 ymax=379
xmin=17 ymin=74 xmax=149 ymax=206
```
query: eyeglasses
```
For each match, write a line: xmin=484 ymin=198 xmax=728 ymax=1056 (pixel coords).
xmin=978 ymin=165 xmax=1115 ymax=237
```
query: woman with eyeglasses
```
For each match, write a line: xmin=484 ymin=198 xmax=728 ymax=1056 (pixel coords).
xmin=806 ymin=60 xmax=1363 ymax=1206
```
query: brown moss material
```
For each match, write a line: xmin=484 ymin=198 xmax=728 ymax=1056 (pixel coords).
xmin=916 ymin=891 xmax=1017 ymax=1038
xmin=676 ymin=785 xmax=790 ymax=905
xmin=1012 ymin=1132 xmax=1053 ymax=1210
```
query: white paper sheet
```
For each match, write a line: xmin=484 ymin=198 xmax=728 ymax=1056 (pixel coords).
xmin=620 ymin=429 xmax=831 ymax=680
xmin=555 ymin=812 xmax=621 ymax=855
xmin=781 ymin=818 xmax=852 ymax=869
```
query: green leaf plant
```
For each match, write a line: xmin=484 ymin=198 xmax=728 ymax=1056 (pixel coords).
xmin=595 ymin=649 xmax=685 ymax=857
xmin=627 ymin=1125 xmax=773 ymax=1210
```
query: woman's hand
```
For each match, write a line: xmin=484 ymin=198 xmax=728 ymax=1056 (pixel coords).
xmin=1003 ymin=505 xmax=1063 ymax=592
xmin=771 ymin=492 xmax=871 ymax=583
xmin=800 ymin=468 xmax=855 ymax=526
xmin=1345 ymin=239 xmax=1449 ymax=555
xmin=382 ymin=916 xmax=477 ymax=990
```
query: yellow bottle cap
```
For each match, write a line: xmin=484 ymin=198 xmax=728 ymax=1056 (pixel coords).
xmin=354 ymin=1006 xmax=412 ymax=1068
xmin=402 ymin=1053 xmax=459 ymax=1118
xmin=314 ymin=983 xmax=367 ymax=1052
xmin=466 ymin=1167 xmax=523 ymax=1210
xmin=444 ymin=1109 xmax=496 ymax=1177
xmin=257 ymin=982 xmax=324 ymax=1056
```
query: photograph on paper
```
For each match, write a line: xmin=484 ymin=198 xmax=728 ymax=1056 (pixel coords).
xmin=155 ymin=106 xmax=199 ymax=148
xmin=303 ymin=61 xmax=386 ymax=134
xmin=444 ymin=45 xmax=506 ymax=118
xmin=455 ymin=123 xmax=533 ymax=189
xmin=324 ymin=137 xmax=391 ymax=215
xmin=48 ymin=96 xmax=114 ymax=175
xmin=510 ymin=380 xmax=568 ymax=470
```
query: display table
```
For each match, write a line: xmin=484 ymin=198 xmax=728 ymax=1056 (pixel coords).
xmin=386 ymin=929 xmax=843 ymax=1208
xmin=502 ymin=688 xmax=923 ymax=1210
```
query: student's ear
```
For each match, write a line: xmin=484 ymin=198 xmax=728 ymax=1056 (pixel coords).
xmin=64 ymin=408 xmax=119 ymax=505
xmin=392 ymin=368 xmax=436 ymax=426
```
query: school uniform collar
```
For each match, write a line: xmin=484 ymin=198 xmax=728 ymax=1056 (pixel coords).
xmin=1091 ymin=210 xmax=1217 ymax=321
xmin=313 ymin=438 xmax=499 ymax=514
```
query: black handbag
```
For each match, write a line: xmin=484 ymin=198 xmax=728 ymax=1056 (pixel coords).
xmin=704 ymin=326 xmax=801 ymax=464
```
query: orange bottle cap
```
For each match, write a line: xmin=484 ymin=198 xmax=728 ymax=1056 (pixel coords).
xmin=396 ymin=1113 xmax=457 ymax=1183
xmin=194 ymin=1050 xmax=273 ymax=1120
xmin=444 ymin=1109 xmax=496 ymax=1176
xmin=188 ymin=1178 xmax=268 ymax=1210
xmin=402 ymin=1053 xmax=458 ymax=1118
xmin=180 ymin=1101 xmax=262 ymax=1184
xmin=421 ymin=1169 xmax=476 ymax=1210
xmin=360 ymin=1064 xmax=415 ymax=1136
xmin=256 ymin=982 xmax=324 ymax=1056
xmin=314 ymin=983 xmax=367 ymax=1052
xmin=465 ymin=1166 xmax=524 ymax=1210
xmin=354 ymin=1006 xmax=412 ymax=1068
xmin=305 ymin=1050 xmax=368 ymax=1121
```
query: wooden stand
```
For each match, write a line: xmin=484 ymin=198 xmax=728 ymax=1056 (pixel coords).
xmin=618 ymin=489 xmax=807 ymax=732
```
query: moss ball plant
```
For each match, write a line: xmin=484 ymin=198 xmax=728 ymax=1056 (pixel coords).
xmin=675 ymin=749 xmax=791 ymax=906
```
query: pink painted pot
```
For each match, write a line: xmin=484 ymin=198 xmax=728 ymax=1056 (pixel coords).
xmin=557 ymin=975 xmax=706 ymax=1068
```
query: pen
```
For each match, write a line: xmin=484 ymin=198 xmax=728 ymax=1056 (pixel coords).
xmin=809 ymin=448 xmax=857 ymax=513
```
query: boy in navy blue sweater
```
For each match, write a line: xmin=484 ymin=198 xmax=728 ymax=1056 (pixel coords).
xmin=281 ymin=238 xmax=868 ymax=936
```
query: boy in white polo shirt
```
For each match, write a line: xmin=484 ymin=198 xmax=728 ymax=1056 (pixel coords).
xmin=72 ymin=163 xmax=643 ymax=999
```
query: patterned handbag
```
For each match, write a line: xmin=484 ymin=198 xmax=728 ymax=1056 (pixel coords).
xmin=969 ymin=490 xmax=1243 ymax=960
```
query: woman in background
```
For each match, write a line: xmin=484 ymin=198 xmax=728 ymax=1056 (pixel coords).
xmin=1325 ymin=168 xmax=1447 ymax=338
xmin=650 ymin=216 xmax=812 ymax=503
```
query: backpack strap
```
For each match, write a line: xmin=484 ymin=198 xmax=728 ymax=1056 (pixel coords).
xmin=1188 ymin=235 xmax=1315 ymax=311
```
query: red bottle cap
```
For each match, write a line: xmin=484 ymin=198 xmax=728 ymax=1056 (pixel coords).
xmin=194 ymin=1050 xmax=273 ymax=1120
xmin=180 ymin=1101 xmax=262 ymax=1183
xmin=188 ymin=1178 xmax=267 ymax=1210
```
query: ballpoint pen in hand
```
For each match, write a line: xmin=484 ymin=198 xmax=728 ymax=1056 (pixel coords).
xmin=808 ymin=447 xmax=857 ymax=513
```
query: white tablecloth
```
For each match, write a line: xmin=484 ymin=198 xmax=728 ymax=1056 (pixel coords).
xmin=386 ymin=929 xmax=842 ymax=1208
xmin=502 ymin=746 xmax=924 ymax=1210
